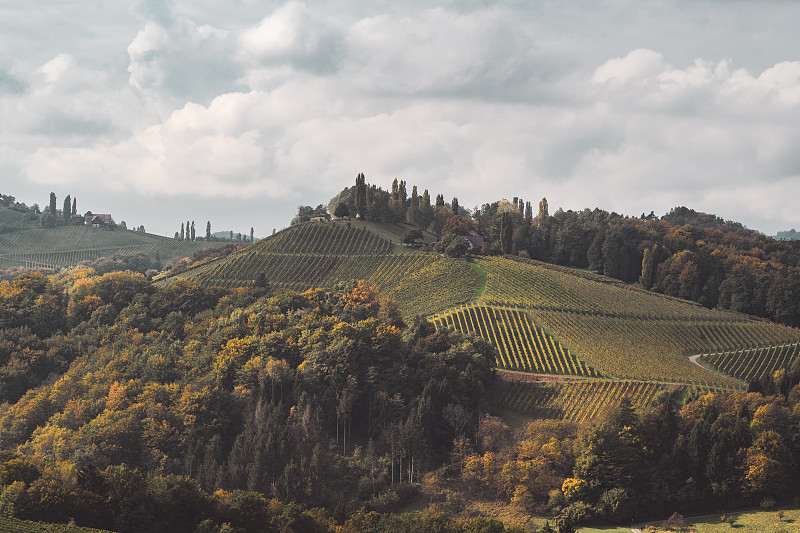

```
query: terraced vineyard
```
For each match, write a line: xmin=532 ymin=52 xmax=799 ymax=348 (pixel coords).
xmin=430 ymin=305 xmax=600 ymax=376
xmin=701 ymin=341 xmax=800 ymax=383
xmin=257 ymin=222 xmax=392 ymax=254
xmin=492 ymin=379 xmax=669 ymax=423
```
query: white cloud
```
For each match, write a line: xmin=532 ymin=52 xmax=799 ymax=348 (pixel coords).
xmin=4 ymin=0 xmax=800 ymax=236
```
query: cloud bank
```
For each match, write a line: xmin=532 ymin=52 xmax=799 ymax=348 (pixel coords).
xmin=1 ymin=0 xmax=799 ymax=235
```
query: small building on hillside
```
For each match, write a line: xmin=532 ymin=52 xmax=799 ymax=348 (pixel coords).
xmin=84 ymin=213 xmax=113 ymax=227
xmin=461 ymin=229 xmax=485 ymax=251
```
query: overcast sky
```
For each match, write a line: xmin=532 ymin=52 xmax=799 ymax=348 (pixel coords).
xmin=2 ymin=0 xmax=799 ymax=237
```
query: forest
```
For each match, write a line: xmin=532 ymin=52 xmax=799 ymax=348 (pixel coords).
xmin=2 ymin=269 xmax=800 ymax=532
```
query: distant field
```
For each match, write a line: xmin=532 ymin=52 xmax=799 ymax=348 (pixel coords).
xmin=0 ymin=226 xmax=230 ymax=269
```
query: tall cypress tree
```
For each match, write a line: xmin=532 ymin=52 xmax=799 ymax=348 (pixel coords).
xmin=49 ymin=192 xmax=57 ymax=216
xmin=186 ymin=220 xmax=190 ymax=241
xmin=206 ymin=221 xmax=212 ymax=240
xmin=72 ymin=197 xmax=77 ymax=216
xmin=250 ymin=227 xmax=254 ymax=243
xmin=180 ymin=223 xmax=185 ymax=241
xmin=355 ymin=173 xmax=367 ymax=220
xmin=408 ymin=186 xmax=419 ymax=226
xmin=451 ymin=197 xmax=459 ymax=217
xmin=62 ymin=195 xmax=71 ymax=224
xmin=190 ymin=221 xmax=196 ymax=241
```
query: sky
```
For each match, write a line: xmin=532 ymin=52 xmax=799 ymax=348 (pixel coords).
xmin=1 ymin=0 xmax=799 ymax=237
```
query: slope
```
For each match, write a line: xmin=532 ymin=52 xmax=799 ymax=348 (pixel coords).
xmin=0 ymin=225 xmax=229 ymax=270
xmin=159 ymin=220 xmax=478 ymax=318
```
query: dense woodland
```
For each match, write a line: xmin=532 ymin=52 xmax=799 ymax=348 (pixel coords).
xmin=1 ymin=271 xmax=800 ymax=531
xmin=312 ymin=176 xmax=800 ymax=328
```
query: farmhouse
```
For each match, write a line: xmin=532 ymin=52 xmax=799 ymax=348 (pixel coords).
xmin=84 ymin=213 xmax=113 ymax=227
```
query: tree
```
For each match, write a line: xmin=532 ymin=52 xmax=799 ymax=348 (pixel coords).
xmin=62 ymin=195 xmax=71 ymax=224
xmin=190 ymin=221 xmax=195 ymax=241
xmin=206 ymin=221 xmax=211 ymax=241
xmin=355 ymin=173 xmax=367 ymax=220
xmin=49 ymin=192 xmax=57 ymax=216
xmin=334 ymin=202 xmax=350 ymax=218
xmin=250 ymin=227 xmax=254 ymax=243
xmin=403 ymin=228 xmax=424 ymax=244
xmin=180 ymin=223 xmax=185 ymax=241
xmin=451 ymin=197 xmax=459 ymax=217
xmin=500 ymin=212 xmax=513 ymax=254
xmin=186 ymin=220 xmax=190 ymax=241
xmin=435 ymin=234 xmax=469 ymax=258
xmin=72 ymin=197 xmax=77 ymax=216
xmin=119 ymin=221 xmax=127 ymax=230
xmin=407 ymin=186 xmax=419 ymax=226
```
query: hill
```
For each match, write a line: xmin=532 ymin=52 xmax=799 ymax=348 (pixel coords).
xmin=0 ymin=225 xmax=231 ymax=271
xmin=160 ymin=218 xmax=800 ymax=423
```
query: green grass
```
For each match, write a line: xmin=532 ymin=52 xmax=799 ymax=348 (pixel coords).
xmin=689 ymin=507 xmax=800 ymax=532
xmin=468 ymin=261 xmax=487 ymax=303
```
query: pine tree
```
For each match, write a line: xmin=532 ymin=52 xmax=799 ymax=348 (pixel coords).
xmin=62 ymin=195 xmax=71 ymax=224
xmin=190 ymin=221 xmax=196 ymax=241
xmin=206 ymin=221 xmax=211 ymax=240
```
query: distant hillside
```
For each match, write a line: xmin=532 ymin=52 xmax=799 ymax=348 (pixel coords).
xmin=0 ymin=225 xmax=230 ymax=271
xmin=776 ymin=228 xmax=800 ymax=240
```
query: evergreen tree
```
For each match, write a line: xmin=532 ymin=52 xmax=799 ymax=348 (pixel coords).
xmin=174 ymin=231 xmax=180 ymax=240
xmin=62 ymin=195 xmax=71 ymax=224
xmin=355 ymin=173 xmax=367 ymax=220
xmin=206 ymin=221 xmax=211 ymax=240
xmin=408 ymin=186 xmax=419 ymax=226
xmin=525 ymin=201 xmax=533 ymax=223
xmin=190 ymin=221 xmax=196 ymax=241
xmin=436 ymin=194 xmax=445 ymax=208
xmin=399 ymin=180 xmax=407 ymax=221
xmin=180 ymin=223 xmax=185 ymax=241
xmin=250 ymin=227 xmax=254 ymax=243
xmin=451 ymin=197 xmax=459 ymax=217
xmin=186 ymin=220 xmax=190 ymax=241
xmin=420 ymin=189 xmax=433 ymax=230
xmin=49 ymin=192 xmax=57 ymax=216
xmin=72 ymin=197 xmax=77 ymax=216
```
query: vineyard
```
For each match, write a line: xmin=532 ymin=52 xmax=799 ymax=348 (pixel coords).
xmin=430 ymin=305 xmax=600 ymax=377
xmin=701 ymin=341 xmax=800 ymax=383
xmin=476 ymin=256 xmax=725 ymax=320
xmin=0 ymin=206 xmax=39 ymax=230
xmin=491 ymin=379 xmax=669 ymax=423
xmin=164 ymin=222 xmax=479 ymax=317
xmin=0 ymin=226 xmax=229 ymax=270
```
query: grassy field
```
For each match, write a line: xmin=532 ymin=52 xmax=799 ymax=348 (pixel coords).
xmin=688 ymin=508 xmax=800 ymax=532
